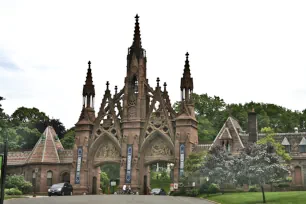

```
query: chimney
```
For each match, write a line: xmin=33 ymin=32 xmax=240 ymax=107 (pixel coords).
xmin=248 ymin=108 xmax=258 ymax=143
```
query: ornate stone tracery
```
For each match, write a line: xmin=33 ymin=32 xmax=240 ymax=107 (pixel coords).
xmin=96 ymin=141 xmax=120 ymax=159
xmin=148 ymin=138 xmax=172 ymax=156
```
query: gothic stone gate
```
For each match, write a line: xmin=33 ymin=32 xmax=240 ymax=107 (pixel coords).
xmin=69 ymin=15 xmax=198 ymax=195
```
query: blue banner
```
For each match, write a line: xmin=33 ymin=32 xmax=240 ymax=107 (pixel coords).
xmin=179 ymin=144 xmax=185 ymax=177
xmin=75 ymin=147 xmax=83 ymax=184
xmin=126 ymin=145 xmax=133 ymax=183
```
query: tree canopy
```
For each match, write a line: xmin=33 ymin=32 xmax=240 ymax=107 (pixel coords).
xmin=174 ymin=93 xmax=306 ymax=142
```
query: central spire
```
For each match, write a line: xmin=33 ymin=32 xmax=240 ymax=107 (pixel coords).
xmin=132 ymin=14 xmax=142 ymax=49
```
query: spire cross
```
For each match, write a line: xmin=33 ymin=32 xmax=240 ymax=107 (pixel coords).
xmin=88 ymin=61 xmax=91 ymax=68
xmin=156 ymin=77 xmax=160 ymax=87
xmin=135 ymin=14 xmax=139 ymax=20
xmin=106 ymin=81 xmax=110 ymax=90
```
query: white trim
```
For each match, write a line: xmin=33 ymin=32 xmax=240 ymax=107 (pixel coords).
xmin=229 ymin=117 xmax=244 ymax=148
xmin=50 ymin=127 xmax=61 ymax=163
xmin=209 ymin=120 xmax=227 ymax=150
xmin=41 ymin=127 xmax=48 ymax=162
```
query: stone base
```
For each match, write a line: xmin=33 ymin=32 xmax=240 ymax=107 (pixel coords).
xmin=73 ymin=186 xmax=89 ymax=195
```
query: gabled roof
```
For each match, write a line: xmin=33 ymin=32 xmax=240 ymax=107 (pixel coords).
xmin=299 ymin=137 xmax=306 ymax=145
xmin=281 ymin=137 xmax=290 ymax=146
xmin=210 ymin=116 xmax=244 ymax=150
xmin=218 ymin=128 xmax=232 ymax=140
xmin=27 ymin=126 xmax=63 ymax=164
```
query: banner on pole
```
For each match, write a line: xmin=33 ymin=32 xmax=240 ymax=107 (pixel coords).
xmin=75 ymin=147 xmax=83 ymax=184
xmin=125 ymin=145 xmax=133 ymax=183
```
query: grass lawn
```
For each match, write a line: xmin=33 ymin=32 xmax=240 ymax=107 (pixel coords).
xmin=199 ymin=191 xmax=306 ymax=204
xmin=4 ymin=195 xmax=28 ymax=200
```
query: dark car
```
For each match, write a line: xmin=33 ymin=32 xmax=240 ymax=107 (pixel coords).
xmin=150 ymin=188 xmax=166 ymax=195
xmin=48 ymin=182 xmax=73 ymax=196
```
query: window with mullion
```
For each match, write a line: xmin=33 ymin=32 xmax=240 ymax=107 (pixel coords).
xmin=47 ymin=171 xmax=53 ymax=186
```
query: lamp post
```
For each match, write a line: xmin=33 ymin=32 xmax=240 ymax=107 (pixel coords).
xmin=0 ymin=127 xmax=8 ymax=204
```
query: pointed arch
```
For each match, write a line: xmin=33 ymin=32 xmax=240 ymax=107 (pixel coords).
xmin=140 ymin=130 xmax=174 ymax=154
xmin=88 ymin=131 xmax=121 ymax=161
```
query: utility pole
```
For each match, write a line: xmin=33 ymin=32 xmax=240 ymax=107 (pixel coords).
xmin=0 ymin=129 xmax=8 ymax=204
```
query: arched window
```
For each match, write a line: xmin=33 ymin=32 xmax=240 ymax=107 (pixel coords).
xmin=62 ymin=172 xmax=70 ymax=183
xmin=47 ymin=171 xmax=53 ymax=186
xmin=32 ymin=171 xmax=36 ymax=186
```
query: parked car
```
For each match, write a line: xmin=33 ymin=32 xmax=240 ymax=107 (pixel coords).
xmin=150 ymin=188 xmax=166 ymax=195
xmin=48 ymin=182 xmax=73 ymax=196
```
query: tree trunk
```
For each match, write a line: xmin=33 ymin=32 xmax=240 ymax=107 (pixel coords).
xmin=261 ymin=185 xmax=266 ymax=203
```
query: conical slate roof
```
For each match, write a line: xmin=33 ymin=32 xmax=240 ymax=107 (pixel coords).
xmin=281 ymin=137 xmax=290 ymax=146
xmin=27 ymin=126 xmax=63 ymax=163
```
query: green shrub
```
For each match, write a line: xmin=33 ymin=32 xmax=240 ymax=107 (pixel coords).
xmin=186 ymin=188 xmax=199 ymax=197
xmin=248 ymin=186 xmax=258 ymax=192
xmin=278 ymin=183 xmax=290 ymax=188
xmin=199 ymin=183 xmax=209 ymax=194
xmin=5 ymin=188 xmax=22 ymax=195
xmin=5 ymin=175 xmax=32 ymax=194
xmin=208 ymin=183 xmax=220 ymax=194
xmin=171 ymin=187 xmax=186 ymax=196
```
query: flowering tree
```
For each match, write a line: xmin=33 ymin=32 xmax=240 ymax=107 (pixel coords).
xmin=234 ymin=143 xmax=290 ymax=203
xmin=200 ymin=145 xmax=236 ymax=192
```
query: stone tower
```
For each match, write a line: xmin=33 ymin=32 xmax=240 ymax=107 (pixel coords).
xmin=71 ymin=15 xmax=198 ymax=195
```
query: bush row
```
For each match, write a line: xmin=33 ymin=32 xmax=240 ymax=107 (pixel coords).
xmin=5 ymin=188 xmax=22 ymax=195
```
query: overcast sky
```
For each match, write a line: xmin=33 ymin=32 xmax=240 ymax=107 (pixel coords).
xmin=1 ymin=0 xmax=306 ymax=129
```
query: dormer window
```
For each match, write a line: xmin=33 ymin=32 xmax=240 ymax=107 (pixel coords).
xmin=281 ymin=137 xmax=291 ymax=153
xmin=299 ymin=137 xmax=306 ymax=153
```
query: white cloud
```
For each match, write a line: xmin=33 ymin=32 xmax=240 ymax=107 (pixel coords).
xmin=1 ymin=0 xmax=306 ymax=128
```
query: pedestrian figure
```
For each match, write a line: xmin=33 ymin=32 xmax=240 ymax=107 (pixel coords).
xmin=122 ymin=184 xmax=127 ymax=194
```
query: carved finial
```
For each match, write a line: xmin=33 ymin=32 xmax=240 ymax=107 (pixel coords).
xmin=88 ymin=61 xmax=91 ymax=68
xmin=156 ymin=77 xmax=160 ymax=87
xmin=132 ymin=14 xmax=142 ymax=49
xmin=106 ymin=81 xmax=110 ymax=90
xmin=163 ymin=82 xmax=167 ymax=91
xmin=115 ymin=85 xmax=118 ymax=94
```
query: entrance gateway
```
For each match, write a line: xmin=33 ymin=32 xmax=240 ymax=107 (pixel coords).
xmin=70 ymin=15 xmax=198 ymax=195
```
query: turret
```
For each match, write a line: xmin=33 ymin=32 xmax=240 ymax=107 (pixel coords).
xmin=83 ymin=61 xmax=95 ymax=109
xmin=180 ymin=52 xmax=193 ymax=103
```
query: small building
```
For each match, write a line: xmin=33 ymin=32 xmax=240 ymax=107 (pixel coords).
xmin=7 ymin=126 xmax=73 ymax=194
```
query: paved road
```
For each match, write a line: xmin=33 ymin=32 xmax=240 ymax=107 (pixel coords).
xmin=5 ymin=195 xmax=214 ymax=204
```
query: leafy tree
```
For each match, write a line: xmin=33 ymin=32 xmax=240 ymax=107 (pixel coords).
xmin=11 ymin=107 xmax=48 ymax=127
xmin=101 ymin=163 xmax=120 ymax=180
xmin=257 ymin=127 xmax=291 ymax=161
xmin=184 ymin=151 xmax=206 ymax=176
xmin=100 ymin=171 xmax=109 ymax=193
xmin=200 ymin=145 xmax=236 ymax=192
xmin=234 ymin=143 xmax=289 ymax=203
xmin=35 ymin=118 xmax=66 ymax=139
xmin=197 ymin=116 xmax=216 ymax=141
xmin=61 ymin=127 xmax=75 ymax=149
xmin=16 ymin=126 xmax=41 ymax=150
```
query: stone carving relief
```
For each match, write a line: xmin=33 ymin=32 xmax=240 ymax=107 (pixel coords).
xmin=121 ymin=158 xmax=126 ymax=167
xmin=149 ymin=139 xmax=172 ymax=156
xmin=96 ymin=141 xmax=120 ymax=158
xmin=292 ymin=142 xmax=299 ymax=153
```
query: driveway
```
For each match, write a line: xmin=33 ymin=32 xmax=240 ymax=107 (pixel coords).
xmin=5 ymin=195 xmax=214 ymax=204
